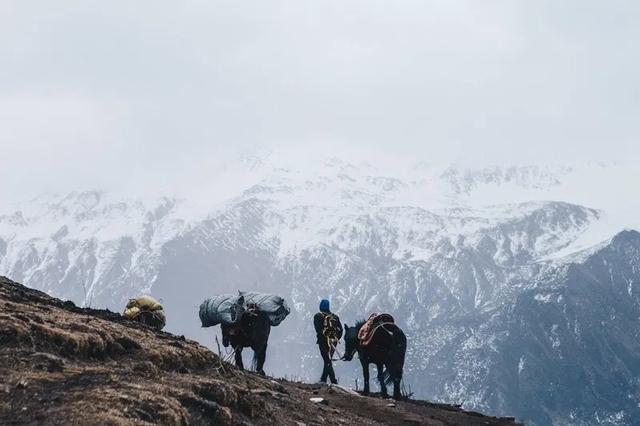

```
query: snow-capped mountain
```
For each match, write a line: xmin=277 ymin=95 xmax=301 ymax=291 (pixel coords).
xmin=1 ymin=159 xmax=639 ymax=425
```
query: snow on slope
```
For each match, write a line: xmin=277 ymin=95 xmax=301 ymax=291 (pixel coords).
xmin=0 ymin=159 xmax=628 ymax=307
xmin=234 ymin=159 xmax=612 ymax=263
xmin=0 ymin=191 xmax=199 ymax=306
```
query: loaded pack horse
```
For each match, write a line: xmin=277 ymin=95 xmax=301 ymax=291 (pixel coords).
xmin=221 ymin=304 xmax=271 ymax=375
xmin=343 ymin=315 xmax=407 ymax=399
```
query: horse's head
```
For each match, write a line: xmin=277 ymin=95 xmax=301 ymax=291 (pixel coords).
xmin=342 ymin=321 xmax=364 ymax=361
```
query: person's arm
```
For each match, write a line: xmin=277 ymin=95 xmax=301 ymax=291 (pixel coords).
xmin=336 ymin=315 xmax=343 ymax=339
xmin=314 ymin=313 xmax=323 ymax=336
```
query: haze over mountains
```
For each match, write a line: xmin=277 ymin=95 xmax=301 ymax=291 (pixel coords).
xmin=1 ymin=158 xmax=640 ymax=425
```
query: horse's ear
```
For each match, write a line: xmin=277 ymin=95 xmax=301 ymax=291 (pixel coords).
xmin=344 ymin=323 xmax=349 ymax=330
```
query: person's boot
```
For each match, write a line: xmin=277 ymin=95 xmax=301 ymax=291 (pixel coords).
xmin=319 ymin=371 xmax=328 ymax=384
xmin=329 ymin=370 xmax=338 ymax=385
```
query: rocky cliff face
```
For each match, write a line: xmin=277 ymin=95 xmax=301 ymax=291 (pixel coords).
xmin=1 ymin=161 xmax=638 ymax=425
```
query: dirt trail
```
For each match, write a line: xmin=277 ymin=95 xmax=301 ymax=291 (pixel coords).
xmin=0 ymin=276 xmax=521 ymax=425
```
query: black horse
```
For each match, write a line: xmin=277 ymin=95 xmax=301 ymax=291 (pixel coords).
xmin=343 ymin=319 xmax=406 ymax=399
xmin=221 ymin=307 xmax=271 ymax=375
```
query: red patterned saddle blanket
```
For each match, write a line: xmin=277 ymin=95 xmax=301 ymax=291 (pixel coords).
xmin=357 ymin=313 xmax=395 ymax=347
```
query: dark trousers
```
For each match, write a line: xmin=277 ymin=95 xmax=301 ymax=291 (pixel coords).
xmin=318 ymin=340 xmax=337 ymax=384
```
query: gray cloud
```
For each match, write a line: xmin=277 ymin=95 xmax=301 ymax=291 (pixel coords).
xmin=1 ymin=0 xmax=639 ymax=200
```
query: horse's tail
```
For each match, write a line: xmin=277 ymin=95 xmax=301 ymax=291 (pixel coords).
xmin=382 ymin=360 xmax=405 ymax=386
xmin=382 ymin=363 xmax=404 ymax=386
xmin=382 ymin=363 xmax=405 ymax=386
xmin=382 ymin=368 xmax=394 ymax=386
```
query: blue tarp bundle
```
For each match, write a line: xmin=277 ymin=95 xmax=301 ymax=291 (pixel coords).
xmin=199 ymin=294 xmax=245 ymax=327
xmin=239 ymin=291 xmax=290 ymax=326
xmin=199 ymin=291 xmax=290 ymax=327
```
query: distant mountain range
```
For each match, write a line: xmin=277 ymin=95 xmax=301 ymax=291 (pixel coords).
xmin=2 ymin=159 xmax=639 ymax=425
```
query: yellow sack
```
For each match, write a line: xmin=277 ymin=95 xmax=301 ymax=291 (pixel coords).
xmin=123 ymin=306 xmax=141 ymax=320
xmin=123 ymin=296 xmax=166 ymax=330
xmin=125 ymin=295 xmax=163 ymax=312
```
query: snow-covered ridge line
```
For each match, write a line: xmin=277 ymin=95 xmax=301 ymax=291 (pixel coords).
xmin=0 ymin=160 xmax=629 ymax=273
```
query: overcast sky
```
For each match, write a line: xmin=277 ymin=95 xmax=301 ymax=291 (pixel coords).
xmin=1 ymin=1 xmax=639 ymax=200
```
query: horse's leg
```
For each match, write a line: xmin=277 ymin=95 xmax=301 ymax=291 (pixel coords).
xmin=389 ymin=363 xmax=403 ymax=400
xmin=328 ymin=346 xmax=337 ymax=384
xmin=234 ymin=346 xmax=244 ymax=370
xmin=252 ymin=319 xmax=269 ymax=376
xmin=361 ymin=359 xmax=370 ymax=396
xmin=393 ymin=377 xmax=401 ymax=400
xmin=377 ymin=363 xmax=388 ymax=397
xmin=255 ymin=343 xmax=267 ymax=376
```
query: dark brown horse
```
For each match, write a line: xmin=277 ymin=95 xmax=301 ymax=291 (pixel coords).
xmin=343 ymin=319 xmax=406 ymax=399
xmin=221 ymin=307 xmax=271 ymax=375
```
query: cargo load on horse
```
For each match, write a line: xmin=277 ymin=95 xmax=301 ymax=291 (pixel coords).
xmin=357 ymin=313 xmax=395 ymax=346
xmin=123 ymin=295 xmax=166 ymax=330
xmin=199 ymin=291 xmax=290 ymax=328
xmin=199 ymin=294 xmax=246 ymax=327
xmin=238 ymin=291 xmax=290 ymax=326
